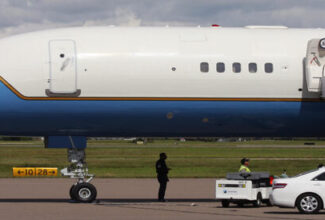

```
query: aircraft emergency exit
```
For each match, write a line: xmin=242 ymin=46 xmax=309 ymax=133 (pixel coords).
xmin=1 ymin=25 xmax=325 ymax=202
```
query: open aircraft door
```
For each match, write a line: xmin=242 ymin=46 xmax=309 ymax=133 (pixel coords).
xmin=305 ymin=39 xmax=325 ymax=98
xmin=47 ymin=40 xmax=81 ymax=97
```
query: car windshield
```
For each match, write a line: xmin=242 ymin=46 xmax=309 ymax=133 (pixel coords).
xmin=293 ymin=169 xmax=318 ymax=178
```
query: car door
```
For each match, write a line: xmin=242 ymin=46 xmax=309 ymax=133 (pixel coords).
xmin=312 ymin=171 xmax=325 ymax=207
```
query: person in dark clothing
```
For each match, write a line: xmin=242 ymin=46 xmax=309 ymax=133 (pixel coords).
xmin=156 ymin=153 xmax=170 ymax=202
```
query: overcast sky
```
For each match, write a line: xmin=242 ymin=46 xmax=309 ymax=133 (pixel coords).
xmin=1 ymin=0 xmax=325 ymax=37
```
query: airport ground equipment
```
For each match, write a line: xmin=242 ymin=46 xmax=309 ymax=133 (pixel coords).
xmin=216 ymin=172 xmax=272 ymax=207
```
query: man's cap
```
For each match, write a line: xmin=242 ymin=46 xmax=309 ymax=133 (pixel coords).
xmin=241 ymin=158 xmax=250 ymax=165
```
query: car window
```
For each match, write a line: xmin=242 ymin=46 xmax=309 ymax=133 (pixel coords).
xmin=313 ymin=172 xmax=325 ymax=181
xmin=293 ymin=169 xmax=318 ymax=178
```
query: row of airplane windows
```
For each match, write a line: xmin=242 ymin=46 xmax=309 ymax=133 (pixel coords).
xmin=200 ymin=62 xmax=274 ymax=73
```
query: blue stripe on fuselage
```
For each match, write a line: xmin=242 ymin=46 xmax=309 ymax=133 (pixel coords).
xmin=0 ymin=82 xmax=324 ymax=137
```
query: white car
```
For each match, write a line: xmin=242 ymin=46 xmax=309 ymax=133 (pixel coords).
xmin=270 ymin=167 xmax=325 ymax=214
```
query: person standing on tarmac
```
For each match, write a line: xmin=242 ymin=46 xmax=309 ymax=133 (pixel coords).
xmin=239 ymin=158 xmax=251 ymax=173
xmin=156 ymin=153 xmax=170 ymax=202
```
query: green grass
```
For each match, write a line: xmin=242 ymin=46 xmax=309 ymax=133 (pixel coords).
xmin=0 ymin=139 xmax=325 ymax=178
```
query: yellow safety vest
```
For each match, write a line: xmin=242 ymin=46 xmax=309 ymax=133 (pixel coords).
xmin=239 ymin=165 xmax=251 ymax=172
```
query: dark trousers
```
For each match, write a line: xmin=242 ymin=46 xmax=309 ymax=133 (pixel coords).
xmin=158 ymin=177 xmax=168 ymax=200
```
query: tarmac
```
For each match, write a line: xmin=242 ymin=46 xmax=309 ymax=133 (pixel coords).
xmin=0 ymin=178 xmax=324 ymax=220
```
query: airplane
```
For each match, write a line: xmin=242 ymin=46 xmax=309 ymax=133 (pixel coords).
xmin=0 ymin=25 xmax=325 ymax=202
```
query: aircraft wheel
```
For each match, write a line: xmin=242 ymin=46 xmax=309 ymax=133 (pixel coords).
xmin=73 ymin=182 xmax=97 ymax=203
xmin=69 ymin=184 xmax=77 ymax=200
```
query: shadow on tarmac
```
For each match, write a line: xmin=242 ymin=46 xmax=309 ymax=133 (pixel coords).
xmin=98 ymin=199 xmax=216 ymax=203
xmin=0 ymin=198 xmax=216 ymax=203
xmin=0 ymin=199 xmax=70 ymax=203
xmin=264 ymin=211 xmax=325 ymax=215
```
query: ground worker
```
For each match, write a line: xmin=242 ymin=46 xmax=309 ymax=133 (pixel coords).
xmin=155 ymin=153 xmax=170 ymax=202
xmin=239 ymin=158 xmax=251 ymax=173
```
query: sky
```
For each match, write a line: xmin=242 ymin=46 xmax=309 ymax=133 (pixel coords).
xmin=1 ymin=0 xmax=325 ymax=37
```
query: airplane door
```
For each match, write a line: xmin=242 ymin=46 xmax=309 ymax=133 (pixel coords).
xmin=47 ymin=40 xmax=80 ymax=97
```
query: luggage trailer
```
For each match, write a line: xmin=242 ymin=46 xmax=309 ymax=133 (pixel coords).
xmin=216 ymin=172 xmax=273 ymax=207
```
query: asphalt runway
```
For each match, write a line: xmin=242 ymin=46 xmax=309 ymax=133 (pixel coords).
xmin=0 ymin=178 xmax=324 ymax=220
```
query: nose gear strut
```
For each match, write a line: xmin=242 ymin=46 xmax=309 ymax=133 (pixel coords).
xmin=60 ymin=142 xmax=97 ymax=203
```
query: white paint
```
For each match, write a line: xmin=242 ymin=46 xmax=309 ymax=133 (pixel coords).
xmin=271 ymin=167 xmax=325 ymax=212
xmin=216 ymin=179 xmax=271 ymax=201
xmin=0 ymin=26 xmax=324 ymax=98
xmin=49 ymin=40 xmax=77 ymax=94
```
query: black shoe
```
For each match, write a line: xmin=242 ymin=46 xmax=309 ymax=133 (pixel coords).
xmin=158 ymin=199 xmax=166 ymax=202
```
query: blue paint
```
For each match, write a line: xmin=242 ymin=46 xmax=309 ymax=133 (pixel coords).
xmin=45 ymin=136 xmax=86 ymax=149
xmin=0 ymin=82 xmax=324 ymax=137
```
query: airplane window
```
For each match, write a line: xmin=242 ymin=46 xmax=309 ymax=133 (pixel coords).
xmin=217 ymin=63 xmax=225 ymax=73
xmin=233 ymin=63 xmax=241 ymax=73
xmin=201 ymin=62 xmax=209 ymax=73
xmin=265 ymin=63 xmax=273 ymax=73
xmin=249 ymin=63 xmax=257 ymax=73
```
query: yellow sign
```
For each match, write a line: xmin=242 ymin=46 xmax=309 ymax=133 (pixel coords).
xmin=13 ymin=167 xmax=57 ymax=177
xmin=36 ymin=168 xmax=58 ymax=176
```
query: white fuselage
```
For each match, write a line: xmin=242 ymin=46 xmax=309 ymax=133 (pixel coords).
xmin=1 ymin=26 xmax=325 ymax=138
xmin=0 ymin=26 xmax=324 ymax=99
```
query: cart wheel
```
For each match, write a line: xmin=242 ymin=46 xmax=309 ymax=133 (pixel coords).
xmin=253 ymin=193 xmax=262 ymax=207
xmin=237 ymin=202 xmax=244 ymax=207
xmin=221 ymin=200 xmax=230 ymax=208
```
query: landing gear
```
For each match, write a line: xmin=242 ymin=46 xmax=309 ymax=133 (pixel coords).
xmin=61 ymin=148 xmax=97 ymax=203
xmin=69 ymin=184 xmax=77 ymax=200
xmin=72 ymin=182 xmax=97 ymax=203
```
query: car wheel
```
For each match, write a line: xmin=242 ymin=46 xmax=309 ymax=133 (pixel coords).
xmin=221 ymin=200 xmax=230 ymax=208
xmin=253 ymin=193 xmax=262 ymax=207
xmin=265 ymin=200 xmax=273 ymax=207
xmin=297 ymin=193 xmax=322 ymax=214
